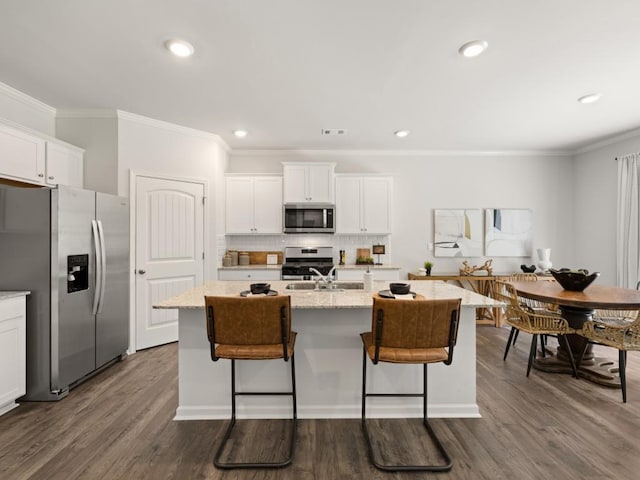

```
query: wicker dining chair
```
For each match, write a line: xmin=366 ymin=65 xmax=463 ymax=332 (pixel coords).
xmin=579 ymin=309 xmax=640 ymax=402
xmin=504 ymin=274 xmax=540 ymax=347
xmin=496 ymin=283 xmax=577 ymax=377
xmin=499 ymin=274 xmax=559 ymax=355
xmin=507 ymin=273 xmax=539 ymax=282
xmin=205 ymin=294 xmax=297 ymax=469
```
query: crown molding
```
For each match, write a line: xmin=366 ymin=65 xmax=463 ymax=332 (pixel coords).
xmin=0 ymin=114 xmax=83 ymax=151
xmin=0 ymin=81 xmax=56 ymax=115
xmin=56 ymin=109 xmax=230 ymax=152
xmin=56 ymin=108 xmax=118 ymax=119
xmin=231 ymin=148 xmax=572 ymax=157
xmin=573 ymin=127 xmax=640 ymax=155
xmin=116 ymin=110 xmax=230 ymax=151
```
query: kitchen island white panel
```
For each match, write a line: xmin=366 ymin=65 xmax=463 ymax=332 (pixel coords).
xmin=158 ymin=280 xmax=500 ymax=420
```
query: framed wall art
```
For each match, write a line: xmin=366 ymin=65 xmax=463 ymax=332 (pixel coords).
xmin=433 ymin=209 xmax=483 ymax=257
xmin=484 ymin=208 xmax=532 ymax=257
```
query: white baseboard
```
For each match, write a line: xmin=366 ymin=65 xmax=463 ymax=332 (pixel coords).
xmin=174 ymin=403 xmax=481 ymax=421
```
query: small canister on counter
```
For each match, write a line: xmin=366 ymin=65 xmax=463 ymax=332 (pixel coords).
xmin=228 ymin=249 xmax=238 ymax=266
xmin=222 ymin=254 xmax=232 ymax=267
xmin=239 ymin=252 xmax=250 ymax=266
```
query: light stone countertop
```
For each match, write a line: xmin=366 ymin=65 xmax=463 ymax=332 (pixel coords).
xmin=218 ymin=264 xmax=283 ymax=270
xmin=335 ymin=264 xmax=400 ymax=270
xmin=217 ymin=264 xmax=400 ymax=270
xmin=156 ymin=280 xmax=501 ymax=310
xmin=0 ymin=291 xmax=30 ymax=301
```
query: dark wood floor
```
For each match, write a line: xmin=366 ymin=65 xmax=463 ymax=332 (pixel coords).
xmin=1 ymin=326 xmax=639 ymax=480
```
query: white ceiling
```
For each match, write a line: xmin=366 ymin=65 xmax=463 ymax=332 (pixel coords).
xmin=1 ymin=0 xmax=640 ymax=152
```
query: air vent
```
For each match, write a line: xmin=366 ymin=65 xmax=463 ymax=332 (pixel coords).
xmin=321 ymin=128 xmax=347 ymax=136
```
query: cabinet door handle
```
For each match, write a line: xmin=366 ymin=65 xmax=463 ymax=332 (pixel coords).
xmin=38 ymin=173 xmax=44 ymax=177
xmin=138 ymin=269 xmax=146 ymax=275
xmin=48 ymin=176 xmax=54 ymax=180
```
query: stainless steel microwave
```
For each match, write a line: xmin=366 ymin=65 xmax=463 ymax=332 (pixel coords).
xmin=283 ymin=203 xmax=335 ymax=234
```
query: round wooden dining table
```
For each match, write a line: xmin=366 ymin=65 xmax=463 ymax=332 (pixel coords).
xmin=509 ymin=281 xmax=640 ymax=387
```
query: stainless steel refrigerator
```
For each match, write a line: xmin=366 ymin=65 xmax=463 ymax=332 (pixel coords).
xmin=0 ymin=184 xmax=129 ymax=400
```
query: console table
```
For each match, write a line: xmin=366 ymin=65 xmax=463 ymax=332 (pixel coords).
xmin=407 ymin=273 xmax=556 ymax=327
xmin=408 ymin=274 xmax=503 ymax=326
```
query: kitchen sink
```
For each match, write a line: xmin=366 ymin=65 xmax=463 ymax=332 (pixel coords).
xmin=285 ymin=282 xmax=364 ymax=291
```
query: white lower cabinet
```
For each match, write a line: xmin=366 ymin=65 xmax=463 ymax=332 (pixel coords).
xmin=218 ymin=269 xmax=282 ymax=281
xmin=0 ymin=295 xmax=27 ymax=416
xmin=335 ymin=269 xmax=400 ymax=281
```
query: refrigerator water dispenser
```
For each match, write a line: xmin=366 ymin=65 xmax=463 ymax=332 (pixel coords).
xmin=67 ymin=254 xmax=89 ymax=293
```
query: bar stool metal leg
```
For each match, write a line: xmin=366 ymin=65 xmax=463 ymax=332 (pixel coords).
xmin=361 ymin=348 xmax=452 ymax=472
xmin=213 ymin=356 xmax=297 ymax=469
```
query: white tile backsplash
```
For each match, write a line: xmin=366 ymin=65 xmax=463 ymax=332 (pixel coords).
xmin=223 ymin=234 xmax=392 ymax=265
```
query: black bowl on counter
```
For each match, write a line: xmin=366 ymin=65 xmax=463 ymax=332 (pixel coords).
xmin=389 ymin=283 xmax=411 ymax=295
xmin=520 ymin=264 xmax=536 ymax=273
xmin=250 ymin=283 xmax=271 ymax=295
xmin=549 ymin=268 xmax=600 ymax=292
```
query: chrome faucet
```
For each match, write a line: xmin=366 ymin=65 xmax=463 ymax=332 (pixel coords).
xmin=310 ymin=266 xmax=337 ymax=288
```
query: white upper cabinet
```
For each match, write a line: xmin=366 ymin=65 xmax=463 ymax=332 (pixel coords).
xmin=0 ymin=123 xmax=46 ymax=184
xmin=225 ymin=175 xmax=283 ymax=234
xmin=335 ymin=175 xmax=393 ymax=234
xmin=335 ymin=176 xmax=362 ymax=234
xmin=45 ymin=141 xmax=84 ymax=187
xmin=283 ymin=162 xmax=335 ymax=203
xmin=0 ymin=121 xmax=83 ymax=188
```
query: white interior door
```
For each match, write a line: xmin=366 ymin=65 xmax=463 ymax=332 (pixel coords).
xmin=135 ymin=176 xmax=204 ymax=350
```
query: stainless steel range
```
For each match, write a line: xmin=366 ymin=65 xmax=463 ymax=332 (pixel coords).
xmin=281 ymin=246 xmax=335 ymax=280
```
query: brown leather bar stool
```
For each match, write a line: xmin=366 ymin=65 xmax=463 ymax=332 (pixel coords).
xmin=205 ymin=295 xmax=297 ymax=469
xmin=360 ymin=295 xmax=461 ymax=472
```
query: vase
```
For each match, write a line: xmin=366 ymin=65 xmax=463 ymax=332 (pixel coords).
xmin=537 ymin=248 xmax=552 ymax=272
xmin=425 ymin=267 xmax=432 ymax=276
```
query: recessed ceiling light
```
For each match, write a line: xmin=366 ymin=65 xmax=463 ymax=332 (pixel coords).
xmin=164 ymin=39 xmax=194 ymax=58
xmin=233 ymin=129 xmax=248 ymax=138
xmin=577 ymin=93 xmax=602 ymax=104
xmin=394 ymin=130 xmax=410 ymax=138
xmin=458 ymin=40 xmax=488 ymax=58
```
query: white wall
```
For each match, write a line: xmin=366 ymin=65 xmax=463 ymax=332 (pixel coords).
xmin=573 ymin=132 xmax=640 ymax=285
xmin=56 ymin=110 xmax=229 ymax=281
xmin=56 ymin=114 xmax=118 ymax=194
xmin=117 ymin=112 xmax=229 ymax=282
xmin=229 ymin=151 xmax=575 ymax=278
xmin=0 ymin=82 xmax=56 ymax=136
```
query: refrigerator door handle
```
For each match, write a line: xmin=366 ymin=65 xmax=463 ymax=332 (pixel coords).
xmin=96 ymin=220 xmax=107 ymax=313
xmin=92 ymin=219 xmax=103 ymax=315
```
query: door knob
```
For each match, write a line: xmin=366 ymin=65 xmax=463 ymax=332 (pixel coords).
xmin=138 ymin=269 xmax=146 ymax=275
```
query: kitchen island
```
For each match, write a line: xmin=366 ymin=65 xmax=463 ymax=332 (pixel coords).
xmin=156 ymin=280 xmax=500 ymax=420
